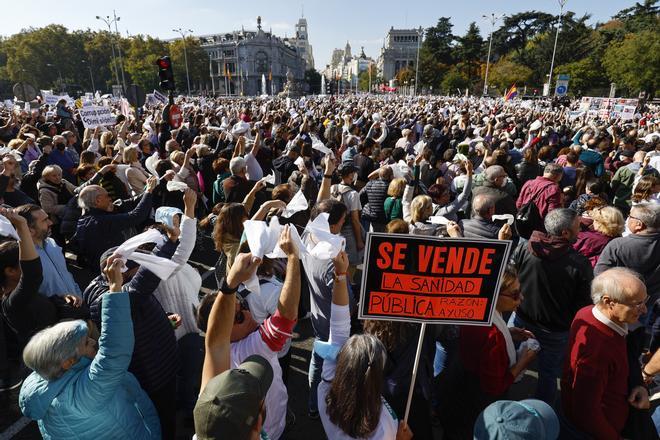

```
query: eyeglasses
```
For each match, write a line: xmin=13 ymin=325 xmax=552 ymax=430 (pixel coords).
xmin=500 ymin=289 xmax=522 ymax=301
xmin=614 ymin=296 xmax=648 ymax=310
xmin=627 ymin=216 xmax=644 ymax=225
xmin=234 ymin=297 xmax=249 ymax=324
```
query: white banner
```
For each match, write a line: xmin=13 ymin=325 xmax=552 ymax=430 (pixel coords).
xmin=153 ymin=89 xmax=168 ymax=104
xmin=78 ymin=106 xmax=115 ymax=128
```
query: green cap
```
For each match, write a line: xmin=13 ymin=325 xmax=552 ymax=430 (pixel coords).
xmin=194 ymin=355 xmax=273 ymax=440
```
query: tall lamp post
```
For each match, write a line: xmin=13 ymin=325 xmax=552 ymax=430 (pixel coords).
xmin=81 ymin=60 xmax=96 ymax=93
xmin=547 ymin=0 xmax=568 ymax=96
xmin=482 ymin=13 xmax=504 ymax=96
xmin=95 ymin=14 xmax=122 ymax=91
xmin=173 ymin=28 xmax=194 ymax=96
xmin=45 ymin=63 xmax=63 ymax=91
xmin=414 ymin=26 xmax=423 ymax=96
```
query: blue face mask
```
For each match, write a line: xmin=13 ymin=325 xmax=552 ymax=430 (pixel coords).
xmin=313 ymin=340 xmax=341 ymax=361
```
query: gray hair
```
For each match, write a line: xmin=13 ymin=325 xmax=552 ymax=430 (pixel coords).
xmin=630 ymin=203 xmax=660 ymax=231
xmin=78 ymin=185 xmax=104 ymax=210
xmin=543 ymin=163 xmax=563 ymax=177
xmin=229 ymin=157 xmax=247 ymax=175
xmin=23 ymin=320 xmax=88 ymax=381
xmin=544 ymin=208 xmax=577 ymax=236
xmin=42 ymin=165 xmax=62 ymax=178
xmin=472 ymin=193 xmax=496 ymax=218
xmin=591 ymin=267 xmax=645 ymax=304
xmin=484 ymin=165 xmax=505 ymax=183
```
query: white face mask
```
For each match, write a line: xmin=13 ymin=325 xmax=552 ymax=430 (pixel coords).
xmin=352 ymin=172 xmax=358 ymax=185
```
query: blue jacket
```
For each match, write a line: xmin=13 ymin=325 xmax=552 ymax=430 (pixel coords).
xmin=19 ymin=292 xmax=161 ymax=439
xmin=578 ymin=149 xmax=604 ymax=177
xmin=36 ymin=238 xmax=82 ymax=298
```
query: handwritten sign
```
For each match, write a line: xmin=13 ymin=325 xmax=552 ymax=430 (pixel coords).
xmin=358 ymin=234 xmax=512 ymax=326
xmin=78 ymin=106 xmax=115 ymax=128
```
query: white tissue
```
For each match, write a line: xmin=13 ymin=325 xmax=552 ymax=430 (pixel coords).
xmin=112 ymin=229 xmax=179 ymax=280
xmin=166 ymin=180 xmax=189 ymax=192
xmin=429 ymin=216 xmax=450 ymax=225
xmin=281 ymin=190 xmax=308 ymax=218
xmin=0 ymin=216 xmax=20 ymax=241
xmin=492 ymin=214 xmax=515 ymax=226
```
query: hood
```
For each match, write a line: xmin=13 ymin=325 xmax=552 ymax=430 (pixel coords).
xmin=528 ymin=230 xmax=571 ymax=260
xmin=19 ymin=357 xmax=91 ymax=420
xmin=37 ymin=179 xmax=60 ymax=191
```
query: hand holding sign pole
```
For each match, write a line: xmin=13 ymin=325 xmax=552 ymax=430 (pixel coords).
xmin=358 ymin=233 xmax=512 ymax=425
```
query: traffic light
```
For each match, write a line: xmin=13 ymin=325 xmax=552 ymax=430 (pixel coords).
xmin=156 ymin=56 xmax=175 ymax=91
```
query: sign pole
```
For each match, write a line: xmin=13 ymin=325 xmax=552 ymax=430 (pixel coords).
xmin=403 ymin=322 xmax=427 ymax=425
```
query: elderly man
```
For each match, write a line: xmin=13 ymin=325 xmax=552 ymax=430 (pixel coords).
xmin=471 ymin=165 xmax=517 ymax=216
xmin=75 ymin=177 xmax=156 ymax=273
xmin=612 ymin=151 xmax=660 ymax=216
xmin=222 ymin=156 xmax=266 ymax=208
xmin=461 ymin=193 xmax=503 ymax=239
xmin=511 ymin=208 xmax=593 ymax=406
xmin=47 ymin=135 xmax=76 ymax=184
xmin=595 ymin=203 xmax=660 ymax=299
xmin=561 ymin=268 xmax=649 ymax=440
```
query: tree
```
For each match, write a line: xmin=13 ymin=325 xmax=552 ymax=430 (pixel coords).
xmin=423 ymin=17 xmax=454 ymax=65
xmin=395 ymin=67 xmax=415 ymax=85
xmin=417 ymin=46 xmax=448 ymax=90
xmin=84 ymin=31 xmax=121 ymax=92
xmin=357 ymin=64 xmax=377 ymax=92
xmin=454 ymin=22 xmax=484 ymax=82
xmin=305 ymin=69 xmax=322 ymax=94
xmin=602 ymin=29 xmax=659 ymax=97
xmin=123 ymin=35 xmax=169 ymax=92
xmin=554 ymin=57 xmax=608 ymax=96
xmin=441 ymin=67 xmax=469 ymax=95
xmin=169 ymin=37 xmax=209 ymax=93
xmin=613 ymin=0 xmax=659 ymax=33
xmin=491 ymin=11 xmax=555 ymax=62
xmin=487 ymin=57 xmax=533 ymax=90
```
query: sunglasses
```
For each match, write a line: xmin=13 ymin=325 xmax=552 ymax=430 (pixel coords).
xmin=234 ymin=298 xmax=249 ymax=324
xmin=500 ymin=289 xmax=522 ymax=301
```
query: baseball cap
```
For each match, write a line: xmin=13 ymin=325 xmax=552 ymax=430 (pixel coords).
xmin=194 ymin=355 xmax=273 ymax=440
xmin=473 ymin=399 xmax=559 ymax=440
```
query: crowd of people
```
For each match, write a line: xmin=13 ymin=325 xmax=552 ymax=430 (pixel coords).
xmin=0 ymin=92 xmax=659 ymax=439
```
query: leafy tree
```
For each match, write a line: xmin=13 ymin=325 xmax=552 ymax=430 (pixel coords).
xmin=417 ymin=46 xmax=448 ymax=90
xmin=553 ymin=57 xmax=607 ymax=95
xmin=440 ymin=67 xmax=469 ymax=94
xmin=123 ymin=35 xmax=169 ymax=92
xmin=602 ymin=29 xmax=659 ymax=97
xmin=613 ymin=0 xmax=659 ymax=33
xmin=395 ymin=67 xmax=415 ymax=85
xmin=305 ymin=68 xmax=322 ymax=93
xmin=491 ymin=11 xmax=555 ymax=62
xmin=423 ymin=17 xmax=454 ymax=65
xmin=169 ymin=37 xmax=209 ymax=93
xmin=83 ymin=31 xmax=121 ymax=92
xmin=487 ymin=57 xmax=533 ymax=90
xmin=357 ymin=64 xmax=377 ymax=92
xmin=454 ymin=22 xmax=484 ymax=82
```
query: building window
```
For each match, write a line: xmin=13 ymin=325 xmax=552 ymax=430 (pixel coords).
xmin=255 ymin=51 xmax=269 ymax=74
xmin=224 ymin=50 xmax=235 ymax=58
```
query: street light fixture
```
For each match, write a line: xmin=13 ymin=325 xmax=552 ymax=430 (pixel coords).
xmin=414 ymin=26 xmax=423 ymax=97
xmin=547 ymin=0 xmax=568 ymax=96
xmin=482 ymin=13 xmax=505 ymax=96
xmin=173 ymin=28 xmax=194 ymax=96
xmin=95 ymin=14 xmax=123 ymax=91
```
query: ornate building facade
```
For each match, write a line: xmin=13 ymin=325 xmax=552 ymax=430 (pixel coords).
xmin=377 ymin=27 xmax=423 ymax=82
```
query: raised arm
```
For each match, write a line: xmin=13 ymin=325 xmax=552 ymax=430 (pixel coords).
xmin=317 ymin=156 xmax=335 ymax=203
xmin=170 ymin=189 xmax=198 ymax=267
xmin=200 ymin=252 xmax=262 ymax=392
xmin=276 ymin=226 xmax=301 ymax=320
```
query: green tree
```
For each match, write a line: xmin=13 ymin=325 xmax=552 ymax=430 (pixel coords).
xmin=440 ymin=67 xmax=469 ymax=95
xmin=423 ymin=17 xmax=454 ymax=65
xmin=602 ymin=29 xmax=659 ymax=97
xmin=491 ymin=11 xmax=555 ymax=62
xmin=454 ymin=22 xmax=483 ymax=83
xmin=613 ymin=0 xmax=659 ymax=33
xmin=357 ymin=64 xmax=378 ymax=92
xmin=305 ymin=68 xmax=322 ymax=94
xmin=169 ymin=37 xmax=209 ymax=93
xmin=123 ymin=35 xmax=169 ymax=92
xmin=417 ymin=46 xmax=448 ymax=90
xmin=84 ymin=31 xmax=121 ymax=92
xmin=487 ymin=57 xmax=533 ymax=90
xmin=554 ymin=57 xmax=607 ymax=95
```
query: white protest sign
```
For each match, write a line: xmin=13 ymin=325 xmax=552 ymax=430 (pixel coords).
xmin=78 ymin=106 xmax=115 ymax=128
xmin=153 ymin=90 xmax=168 ymax=104
xmin=44 ymin=95 xmax=64 ymax=106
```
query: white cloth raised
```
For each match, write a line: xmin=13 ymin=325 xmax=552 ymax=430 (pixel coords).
xmin=112 ymin=229 xmax=179 ymax=280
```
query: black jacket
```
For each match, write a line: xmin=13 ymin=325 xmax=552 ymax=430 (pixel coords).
xmin=472 ymin=181 xmax=517 ymax=217
xmin=460 ymin=217 xmax=501 ymax=239
xmin=360 ymin=178 xmax=390 ymax=223
xmin=83 ymin=240 xmax=179 ymax=394
xmin=512 ymin=231 xmax=593 ymax=332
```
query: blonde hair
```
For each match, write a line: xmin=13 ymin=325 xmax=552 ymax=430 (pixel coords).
xmin=410 ymin=195 xmax=432 ymax=223
xmin=387 ymin=178 xmax=406 ymax=198
xmin=122 ymin=146 xmax=139 ymax=164
xmin=170 ymin=150 xmax=185 ymax=166
xmin=591 ymin=206 xmax=624 ymax=237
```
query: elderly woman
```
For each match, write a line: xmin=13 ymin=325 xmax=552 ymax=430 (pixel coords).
xmin=37 ymin=165 xmax=76 ymax=226
xmin=573 ymin=206 xmax=625 ymax=267
xmin=123 ymin=146 xmax=150 ymax=196
xmin=19 ymin=258 xmax=161 ymax=439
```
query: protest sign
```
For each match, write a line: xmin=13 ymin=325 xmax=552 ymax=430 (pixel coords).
xmin=153 ymin=89 xmax=168 ymax=104
xmin=358 ymin=233 xmax=512 ymax=326
xmin=78 ymin=106 xmax=115 ymax=128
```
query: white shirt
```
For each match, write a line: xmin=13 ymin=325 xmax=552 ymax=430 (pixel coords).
xmin=592 ymin=306 xmax=628 ymax=336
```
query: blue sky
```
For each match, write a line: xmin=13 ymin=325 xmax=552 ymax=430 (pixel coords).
xmin=3 ymin=0 xmax=635 ymax=68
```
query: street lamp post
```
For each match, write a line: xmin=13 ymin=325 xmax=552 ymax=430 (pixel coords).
xmin=95 ymin=14 xmax=121 ymax=91
xmin=81 ymin=60 xmax=96 ymax=93
xmin=46 ymin=63 xmax=63 ymax=91
xmin=547 ymin=0 xmax=568 ymax=96
xmin=173 ymin=28 xmax=194 ymax=96
xmin=414 ymin=27 xmax=423 ymax=97
xmin=482 ymin=13 xmax=504 ymax=96
xmin=112 ymin=11 xmax=127 ymax=92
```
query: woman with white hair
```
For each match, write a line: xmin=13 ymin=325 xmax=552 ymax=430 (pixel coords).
xmin=19 ymin=257 xmax=161 ymax=439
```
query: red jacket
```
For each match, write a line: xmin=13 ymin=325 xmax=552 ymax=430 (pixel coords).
xmin=572 ymin=229 xmax=613 ymax=268
xmin=561 ymin=306 xmax=629 ymax=440
xmin=460 ymin=324 xmax=514 ymax=397
xmin=516 ymin=176 xmax=562 ymax=219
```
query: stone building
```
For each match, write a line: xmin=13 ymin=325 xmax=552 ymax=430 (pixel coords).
xmin=293 ymin=17 xmax=315 ymax=70
xmin=377 ymin=27 xmax=423 ymax=82
xmin=199 ymin=17 xmax=307 ymax=96
xmin=323 ymin=42 xmax=374 ymax=91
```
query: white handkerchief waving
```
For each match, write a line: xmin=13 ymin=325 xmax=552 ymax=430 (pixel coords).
xmin=305 ymin=213 xmax=345 ymax=259
xmin=281 ymin=190 xmax=308 ymax=218
xmin=112 ymin=229 xmax=178 ymax=280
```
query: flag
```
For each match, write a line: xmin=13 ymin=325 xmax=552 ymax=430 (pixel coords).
xmin=228 ymin=66 xmax=232 ymax=81
xmin=223 ymin=63 xmax=227 ymax=77
xmin=504 ymin=84 xmax=518 ymax=101
xmin=269 ymin=69 xmax=272 ymax=81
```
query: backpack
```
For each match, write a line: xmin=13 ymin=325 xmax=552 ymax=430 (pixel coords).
xmin=331 ymin=183 xmax=353 ymax=205
xmin=515 ymin=185 xmax=547 ymax=239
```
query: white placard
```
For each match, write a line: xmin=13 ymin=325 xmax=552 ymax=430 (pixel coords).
xmin=153 ymin=89 xmax=168 ymax=104
xmin=78 ymin=106 xmax=115 ymax=128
